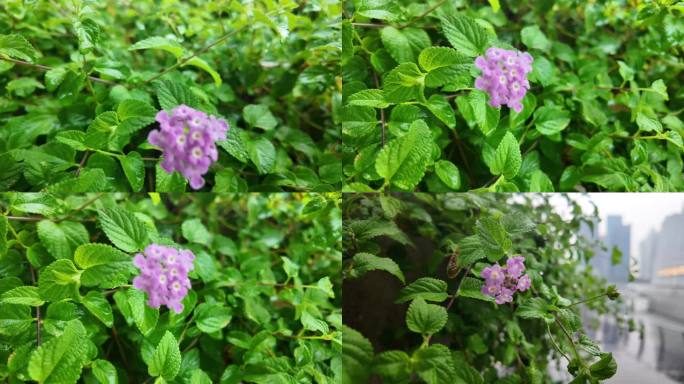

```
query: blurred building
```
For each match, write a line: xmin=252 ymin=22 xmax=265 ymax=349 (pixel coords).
xmin=589 ymin=215 xmax=631 ymax=283
xmin=639 ymin=230 xmax=658 ymax=282
xmin=639 ymin=208 xmax=684 ymax=286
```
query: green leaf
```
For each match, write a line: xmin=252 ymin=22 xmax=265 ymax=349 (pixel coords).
xmin=0 ymin=303 xmax=33 ymax=336
xmin=0 ymin=216 xmax=6 ymax=256
xmin=301 ymin=308 xmax=330 ymax=334
xmin=0 ymin=34 xmax=38 ymax=62
xmin=127 ymin=288 xmax=159 ymax=335
xmin=155 ymin=79 xmax=199 ymax=110
xmin=490 ymin=132 xmax=522 ymax=180
xmin=182 ymin=57 xmax=222 ymax=86
xmin=37 ymin=220 xmax=89 ymax=260
xmin=375 ymin=119 xmax=432 ymax=190
xmin=458 ymin=236 xmax=486 ymax=267
xmin=458 ymin=277 xmax=494 ymax=302
xmin=28 ymin=319 xmax=90 ymax=384
xmin=190 ymin=369 xmax=212 ymax=384
xmin=534 ymin=105 xmax=570 ymax=136
xmin=81 ymin=291 xmax=113 ymax=327
xmin=91 ymin=359 xmax=118 ymax=384
xmin=383 ymin=63 xmax=425 ymax=103
xmin=350 ymin=219 xmax=412 ymax=245
xmin=665 ymin=131 xmax=684 ymax=149
xmin=1 ymin=286 xmax=44 ymax=306
xmin=515 ymin=297 xmax=554 ymax=323
xmin=74 ymin=243 xmax=134 ymax=288
xmin=469 ymin=90 xmax=500 ymax=134
xmin=521 ymin=26 xmax=550 ymax=51
xmin=590 ymin=353 xmax=617 ymax=380
xmin=38 ymin=259 xmax=81 ymax=302
xmin=129 ymin=36 xmax=184 ymax=58
xmin=418 ymin=46 xmax=470 ymax=88
xmin=98 ymin=207 xmax=149 ymax=252
xmin=476 ymin=217 xmax=511 ymax=261
xmin=440 ymin=14 xmax=489 ymax=57
xmin=155 ymin=163 xmax=187 ymax=192
xmin=194 ymin=303 xmax=232 ymax=333
xmin=248 ymin=137 xmax=276 ymax=174
xmin=617 ymin=60 xmax=635 ymax=82
xmin=73 ymin=17 xmax=101 ymax=54
xmin=434 ymin=160 xmax=461 ymax=190
xmin=395 ymin=277 xmax=448 ymax=303
xmin=149 ymin=331 xmax=182 ymax=380
xmin=413 ymin=344 xmax=457 ymax=384
xmin=243 ymin=104 xmax=278 ymax=130
xmin=636 ymin=112 xmax=662 ymax=133
xmin=381 ymin=26 xmax=414 ymax=63
xmin=349 ymin=252 xmax=405 ymax=283
xmin=406 ymin=297 xmax=447 ymax=335
xmin=424 ymin=94 xmax=456 ymax=128
xmin=348 ymin=89 xmax=390 ymax=109
xmin=218 ymin=127 xmax=249 ymax=163
xmin=650 ymin=79 xmax=668 ymax=100
xmin=182 ymin=218 xmax=212 ymax=245
xmin=120 ymin=151 xmax=145 ymax=192
xmin=488 ymin=0 xmax=501 ymax=12
xmin=373 ymin=350 xmax=412 ymax=381
xmin=342 ymin=325 xmax=373 ymax=384
xmin=529 ymin=170 xmax=554 ymax=192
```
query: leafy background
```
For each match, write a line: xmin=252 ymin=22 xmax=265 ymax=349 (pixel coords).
xmin=0 ymin=0 xmax=341 ymax=192
xmin=342 ymin=0 xmax=684 ymax=192
xmin=0 ymin=192 xmax=342 ymax=383
xmin=342 ymin=193 xmax=633 ymax=383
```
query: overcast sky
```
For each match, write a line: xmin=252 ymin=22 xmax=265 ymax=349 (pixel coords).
xmin=549 ymin=193 xmax=684 ymax=261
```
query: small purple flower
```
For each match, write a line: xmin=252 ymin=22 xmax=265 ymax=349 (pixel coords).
xmin=506 ymin=256 xmax=526 ymax=278
xmin=480 ymin=255 xmax=532 ymax=304
xmin=474 ymin=47 xmax=533 ymax=113
xmin=148 ymin=105 xmax=229 ymax=190
xmin=482 ymin=264 xmax=505 ymax=285
xmin=517 ymin=274 xmax=531 ymax=292
xmin=495 ymin=287 xmax=514 ymax=304
xmin=132 ymin=244 xmax=195 ymax=313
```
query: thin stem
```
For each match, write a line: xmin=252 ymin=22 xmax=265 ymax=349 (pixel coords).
xmin=351 ymin=22 xmax=385 ymax=28
xmin=0 ymin=57 xmax=116 ymax=85
xmin=56 ymin=193 xmax=105 ymax=223
xmin=373 ymin=72 xmax=385 ymax=146
xmin=546 ymin=323 xmax=570 ymax=363
xmin=29 ymin=266 xmax=42 ymax=347
xmin=5 ymin=216 xmax=42 ymax=222
xmin=555 ymin=317 xmax=582 ymax=363
xmin=445 ymin=266 xmax=471 ymax=312
xmin=399 ymin=0 xmax=449 ymax=29
xmin=569 ymin=292 xmax=608 ymax=307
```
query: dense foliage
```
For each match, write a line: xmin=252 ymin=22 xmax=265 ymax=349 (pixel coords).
xmin=342 ymin=0 xmax=684 ymax=192
xmin=0 ymin=193 xmax=342 ymax=383
xmin=0 ymin=0 xmax=341 ymax=192
xmin=342 ymin=193 xmax=632 ymax=383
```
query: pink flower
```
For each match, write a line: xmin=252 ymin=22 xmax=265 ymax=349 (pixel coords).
xmin=517 ymin=274 xmax=531 ymax=292
xmin=474 ymin=48 xmax=533 ymax=112
xmin=482 ymin=264 xmax=505 ymax=285
xmin=132 ymin=244 xmax=195 ymax=313
xmin=480 ymin=256 xmax=531 ymax=304
xmin=148 ymin=105 xmax=229 ymax=190
xmin=506 ymin=256 xmax=526 ymax=278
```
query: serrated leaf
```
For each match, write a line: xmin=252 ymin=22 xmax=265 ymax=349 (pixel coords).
xmin=476 ymin=217 xmax=511 ymax=261
xmin=381 ymin=26 xmax=414 ymax=63
xmin=36 ymin=220 xmax=89 ymax=260
xmin=434 ymin=160 xmax=461 ymax=190
xmin=440 ymin=14 xmax=489 ymax=57
xmin=155 ymin=79 xmax=199 ymax=110
xmin=194 ymin=303 xmax=232 ymax=333
xmin=149 ymin=331 xmax=182 ymax=380
xmin=373 ymin=350 xmax=411 ymax=381
xmin=636 ymin=112 xmax=662 ymax=133
xmin=1 ymin=286 xmax=44 ymax=306
xmin=0 ymin=303 xmax=33 ymax=336
xmin=424 ymin=94 xmax=456 ymax=128
xmin=590 ymin=353 xmax=617 ymax=380
xmin=458 ymin=235 xmax=486 ymax=267
xmin=350 ymin=252 xmax=405 ymax=283
xmin=119 ymin=151 xmax=145 ymax=192
xmin=458 ymin=277 xmax=494 ymax=302
xmin=129 ymin=36 xmax=184 ymax=58
xmin=92 ymin=359 xmax=118 ymax=384
xmin=38 ymin=259 xmax=81 ymax=302
xmin=470 ymin=90 xmax=500 ymax=134
xmin=383 ymin=63 xmax=425 ymax=103
xmin=81 ymin=291 xmax=113 ymax=327
xmin=521 ymin=26 xmax=550 ymax=51
xmin=182 ymin=218 xmax=212 ymax=245
xmin=248 ymin=137 xmax=276 ymax=174
xmin=0 ymin=34 xmax=38 ymax=62
xmin=396 ymin=277 xmax=448 ymax=303
xmin=98 ymin=207 xmax=149 ymax=252
xmin=28 ymin=319 xmax=91 ymax=384
xmin=534 ymin=105 xmax=570 ymax=136
xmin=375 ymin=119 xmax=432 ymax=190
xmin=74 ymin=243 xmax=134 ymax=288
xmin=406 ymin=297 xmax=447 ymax=335
xmin=342 ymin=325 xmax=373 ymax=384
xmin=349 ymin=219 xmax=412 ymax=245
xmin=73 ymin=18 xmax=101 ymax=54
xmin=348 ymin=89 xmax=390 ymax=109
xmin=490 ymin=132 xmax=521 ymax=180
xmin=243 ymin=104 xmax=277 ymax=130
xmin=515 ymin=297 xmax=554 ymax=323
xmin=127 ymin=288 xmax=159 ymax=335
xmin=183 ymin=57 xmax=222 ymax=86
xmin=413 ymin=344 xmax=458 ymax=384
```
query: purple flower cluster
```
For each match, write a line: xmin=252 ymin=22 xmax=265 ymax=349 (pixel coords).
xmin=474 ymin=47 xmax=533 ymax=113
xmin=148 ymin=105 xmax=229 ymax=190
xmin=481 ymin=256 xmax=531 ymax=304
xmin=133 ymin=244 xmax=195 ymax=313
